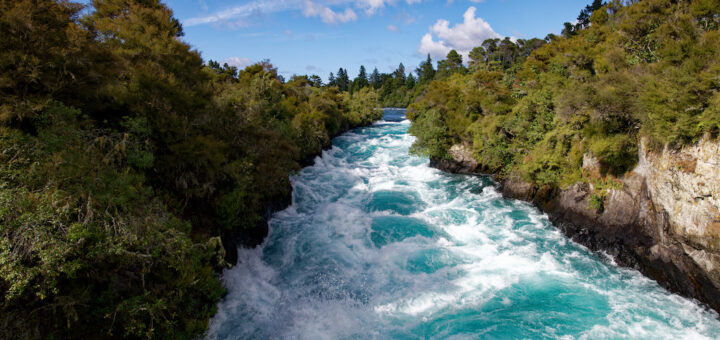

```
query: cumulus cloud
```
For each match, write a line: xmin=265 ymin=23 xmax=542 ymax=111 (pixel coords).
xmin=418 ymin=6 xmax=501 ymax=60
xmin=387 ymin=24 xmax=399 ymax=32
xmin=302 ymin=0 xmax=357 ymax=24
xmin=223 ymin=57 xmax=253 ymax=69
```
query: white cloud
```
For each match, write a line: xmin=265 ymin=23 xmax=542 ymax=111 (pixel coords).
xmin=302 ymin=0 xmax=357 ymax=24
xmin=358 ymin=0 xmax=386 ymax=14
xmin=184 ymin=0 xmax=296 ymax=27
xmin=223 ymin=57 xmax=253 ymax=69
xmin=397 ymin=9 xmax=416 ymax=24
xmin=184 ymin=0 xmax=424 ymax=27
xmin=418 ymin=6 xmax=501 ymax=60
xmin=387 ymin=24 xmax=399 ymax=32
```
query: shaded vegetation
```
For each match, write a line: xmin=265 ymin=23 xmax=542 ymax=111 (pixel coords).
xmin=408 ymin=0 xmax=720 ymax=191
xmin=0 ymin=0 xmax=380 ymax=338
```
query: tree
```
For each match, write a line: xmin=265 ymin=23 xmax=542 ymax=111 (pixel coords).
xmin=416 ymin=54 xmax=436 ymax=83
xmin=482 ymin=38 xmax=500 ymax=55
xmin=518 ymin=38 xmax=546 ymax=57
xmin=576 ymin=0 xmax=605 ymax=30
xmin=0 ymin=0 xmax=98 ymax=126
xmin=354 ymin=65 xmax=369 ymax=90
xmin=395 ymin=63 xmax=406 ymax=84
xmin=328 ymin=72 xmax=336 ymax=87
xmin=446 ymin=50 xmax=463 ymax=66
xmin=336 ymin=68 xmax=350 ymax=92
xmin=370 ymin=67 xmax=381 ymax=89
xmin=309 ymin=74 xmax=323 ymax=87
xmin=468 ymin=46 xmax=487 ymax=70
xmin=437 ymin=50 xmax=465 ymax=78
xmin=562 ymin=21 xmax=577 ymax=37
xmin=406 ymin=73 xmax=416 ymax=89
xmin=498 ymin=37 xmax=519 ymax=68
xmin=545 ymin=33 xmax=559 ymax=42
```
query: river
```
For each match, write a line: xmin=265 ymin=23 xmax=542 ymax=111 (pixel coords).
xmin=208 ymin=109 xmax=720 ymax=339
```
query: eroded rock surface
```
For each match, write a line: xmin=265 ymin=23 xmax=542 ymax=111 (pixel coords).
xmin=429 ymin=143 xmax=479 ymax=174
xmin=433 ymin=140 xmax=720 ymax=313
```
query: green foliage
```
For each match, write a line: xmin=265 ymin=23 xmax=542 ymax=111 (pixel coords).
xmin=587 ymin=134 xmax=637 ymax=176
xmin=407 ymin=0 xmax=720 ymax=192
xmin=589 ymin=193 xmax=605 ymax=212
xmin=0 ymin=0 xmax=381 ymax=338
xmin=407 ymin=107 xmax=452 ymax=158
xmin=0 ymin=103 xmax=224 ymax=339
xmin=344 ymin=88 xmax=383 ymax=126
xmin=437 ymin=50 xmax=466 ymax=78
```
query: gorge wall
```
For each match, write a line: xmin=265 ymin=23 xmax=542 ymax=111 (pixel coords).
xmin=432 ymin=138 xmax=720 ymax=313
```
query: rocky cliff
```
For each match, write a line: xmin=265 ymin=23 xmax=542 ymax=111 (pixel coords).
xmin=432 ymin=137 xmax=720 ymax=313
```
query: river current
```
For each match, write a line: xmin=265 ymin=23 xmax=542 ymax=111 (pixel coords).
xmin=209 ymin=109 xmax=720 ymax=339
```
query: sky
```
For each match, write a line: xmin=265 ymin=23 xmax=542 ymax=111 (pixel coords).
xmin=165 ymin=0 xmax=590 ymax=81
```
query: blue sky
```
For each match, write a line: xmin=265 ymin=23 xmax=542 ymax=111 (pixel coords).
xmin=166 ymin=0 xmax=590 ymax=81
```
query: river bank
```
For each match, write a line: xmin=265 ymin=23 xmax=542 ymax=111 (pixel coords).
xmin=209 ymin=115 xmax=720 ymax=339
xmin=430 ymin=138 xmax=720 ymax=314
xmin=221 ymin=109 xmax=393 ymax=265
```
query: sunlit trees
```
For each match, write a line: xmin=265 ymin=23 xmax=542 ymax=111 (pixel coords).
xmin=352 ymin=65 xmax=369 ymax=92
xmin=437 ymin=50 xmax=466 ymax=78
xmin=416 ymin=54 xmax=436 ymax=84
xmin=407 ymin=0 xmax=720 ymax=191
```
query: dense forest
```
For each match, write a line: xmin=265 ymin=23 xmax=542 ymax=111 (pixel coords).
xmin=407 ymin=0 xmax=720 ymax=209
xmin=0 ymin=0 xmax=380 ymax=338
xmin=3 ymin=0 xmax=719 ymax=338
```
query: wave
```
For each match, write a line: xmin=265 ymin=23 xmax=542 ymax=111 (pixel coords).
xmin=208 ymin=120 xmax=720 ymax=339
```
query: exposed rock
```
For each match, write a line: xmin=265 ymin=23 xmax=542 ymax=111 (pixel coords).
xmin=431 ymin=139 xmax=720 ymax=313
xmin=501 ymin=176 xmax=536 ymax=201
xmin=636 ymin=138 xmax=720 ymax=253
xmin=429 ymin=143 xmax=479 ymax=174
xmin=582 ymin=152 xmax=602 ymax=179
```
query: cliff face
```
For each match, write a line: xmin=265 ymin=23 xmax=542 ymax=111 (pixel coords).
xmin=432 ymin=138 xmax=720 ymax=313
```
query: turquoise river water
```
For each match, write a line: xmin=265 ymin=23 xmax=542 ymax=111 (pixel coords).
xmin=208 ymin=109 xmax=720 ymax=339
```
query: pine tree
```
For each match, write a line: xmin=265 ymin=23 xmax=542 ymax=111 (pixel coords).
xmin=370 ymin=67 xmax=381 ymax=89
xmin=416 ymin=54 xmax=435 ymax=84
xmin=406 ymin=73 xmax=416 ymax=89
xmin=437 ymin=50 xmax=465 ymax=78
xmin=468 ymin=46 xmax=486 ymax=70
xmin=355 ymin=65 xmax=369 ymax=89
xmin=395 ymin=63 xmax=406 ymax=84
xmin=336 ymin=67 xmax=350 ymax=92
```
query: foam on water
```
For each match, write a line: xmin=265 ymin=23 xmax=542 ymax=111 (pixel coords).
xmin=208 ymin=110 xmax=720 ymax=339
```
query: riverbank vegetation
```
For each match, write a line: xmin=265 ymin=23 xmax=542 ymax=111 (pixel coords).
xmin=407 ymin=0 xmax=720 ymax=192
xmin=0 ymin=0 xmax=380 ymax=338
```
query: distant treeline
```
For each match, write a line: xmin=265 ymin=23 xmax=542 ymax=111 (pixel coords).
xmin=260 ymin=34 xmax=560 ymax=107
